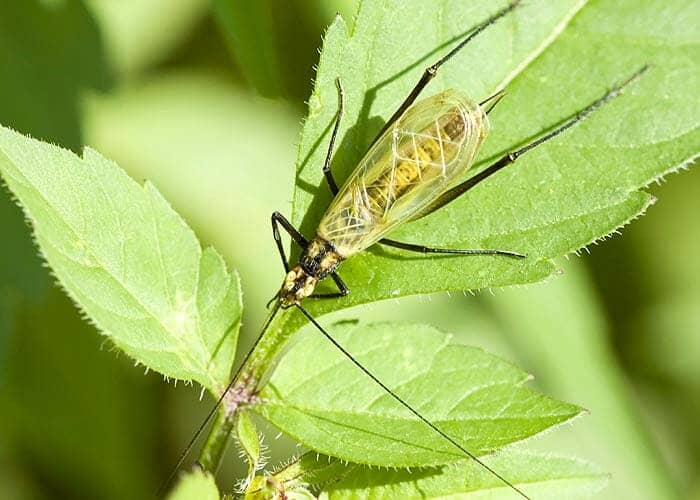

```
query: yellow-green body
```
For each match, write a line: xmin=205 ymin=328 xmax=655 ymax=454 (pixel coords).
xmin=319 ymin=89 xmax=489 ymax=257
xmin=280 ymin=89 xmax=489 ymax=306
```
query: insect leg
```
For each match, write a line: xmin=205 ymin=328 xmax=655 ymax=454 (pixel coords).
xmin=309 ymin=272 xmax=350 ymax=300
xmin=322 ymin=79 xmax=345 ymax=196
xmin=373 ymin=1 xmax=521 ymax=142
xmin=271 ymin=211 xmax=308 ymax=272
xmin=417 ymin=66 xmax=650 ymax=217
xmin=379 ymin=238 xmax=525 ymax=258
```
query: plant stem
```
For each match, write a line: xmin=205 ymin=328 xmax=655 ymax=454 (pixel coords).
xmin=197 ymin=304 xmax=306 ymax=471
xmin=239 ymin=306 xmax=306 ymax=383
xmin=198 ymin=407 xmax=235 ymax=473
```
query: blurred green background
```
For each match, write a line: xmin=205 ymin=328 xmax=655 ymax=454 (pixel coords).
xmin=0 ymin=1 xmax=698 ymax=499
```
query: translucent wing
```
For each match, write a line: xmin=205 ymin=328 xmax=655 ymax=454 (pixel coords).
xmin=317 ymin=89 xmax=489 ymax=257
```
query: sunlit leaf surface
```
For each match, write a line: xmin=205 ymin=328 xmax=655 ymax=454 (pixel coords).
xmin=251 ymin=450 xmax=606 ymax=499
xmin=257 ymin=322 xmax=580 ymax=467
xmin=324 ymin=451 xmax=607 ymax=499
xmin=167 ymin=469 xmax=219 ymax=500
xmin=0 ymin=127 xmax=241 ymax=394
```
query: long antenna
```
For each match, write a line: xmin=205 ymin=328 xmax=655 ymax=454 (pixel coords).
xmin=158 ymin=301 xmax=282 ymax=496
xmin=295 ymin=304 xmax=531 ymax=500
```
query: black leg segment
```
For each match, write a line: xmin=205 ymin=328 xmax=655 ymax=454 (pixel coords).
xmin=309 ymin=272 xmax=350 ymax=300
xmin=322 ymin=79 xmax=345 ymax=196
xmin=415 ymin=66 xmax=649 ymax=218
xmin=379 ymin=238 xmax=525 ymax=258
xmin=271 ymin=211 xmax=309 ymax=272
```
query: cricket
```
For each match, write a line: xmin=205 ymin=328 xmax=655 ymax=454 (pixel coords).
xmin=166 ymin=2 xmax=647 ymax=498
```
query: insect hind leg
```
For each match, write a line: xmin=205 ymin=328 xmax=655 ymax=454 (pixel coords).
xmin=415 ymin=66 xmax=650 ymax=217
xmin=379 ymin=238 xmax=525 ymax=259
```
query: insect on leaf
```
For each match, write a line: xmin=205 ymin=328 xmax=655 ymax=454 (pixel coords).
xmin=293 ymin=0 xmax=699 ymax=313
xmin=255 ymin=322 xmax=581 ymax=467
xmin=0 ymin=126 xmax=241 ymax=395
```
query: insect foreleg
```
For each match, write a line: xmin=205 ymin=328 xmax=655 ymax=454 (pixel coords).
xmin=417 ymin=66 xmax=649 ymax=218
xmin=309 ymin=272 xmax=350 ymax=300
xmin=271 ymin=211 xmax=308 ymax=272
xmin=322 ymin=79 xmax=345 ymax=196
xmin=379 ymin=238 xmax=525 ymax=258
xmin=372 ymin=1 xmax=521 ymax=144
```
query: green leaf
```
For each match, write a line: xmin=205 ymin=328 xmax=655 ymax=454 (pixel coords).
xmin=292 ymin=0 xmax=699 ymax=312
xmin=0 ymin=183 xmax=49 ymax=303
xmin=325 ymin=451 xmax=608 ymax=499
xmin=212 ymin=0 xmax=356 ymax=100
xmin=212 ymin=0 xmax=285 ymax=97
xmin=240 ymin=457 xmax=345 ymax=498
xmin=245 ymin=453 xmax=347 ymax=499
xmin=0 ymin=0 xmax=111 ymax=151
xmin=253 ymin=451 xmax=607 ymax=499
xmin=487 ymin=259 xmax=678 ymax=499
xmin=85 ymin=0 xmax=208 ymax=78
xmin=237 ymin=411 xmax=263 ymax=489
xmin=255 ymin=322 xmax=581 ymax=467
xmin=168 ymin=468 xmax=219 ymax=500
xmin=0 ymin=126 xmax=241 ymax=394
xmin=82 ymin=72 xmax=299 ymax=331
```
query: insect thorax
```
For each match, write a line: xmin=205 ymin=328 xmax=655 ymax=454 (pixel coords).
xmin=318 ymin=89 xmax=489 ymax=256
xmin=279 ymin=237 xmax=343 ymax=306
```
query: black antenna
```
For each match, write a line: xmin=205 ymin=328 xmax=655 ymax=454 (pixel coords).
xmin=160 ymin=64 xmax=649 ymax=498
xmin=158 ymin=301 xmax=282 ymax=497
xmin=295 ymin=304 xmax=531 ymax=500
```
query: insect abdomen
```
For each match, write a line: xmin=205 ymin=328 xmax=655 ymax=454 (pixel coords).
xmin=366 ymin=113 xmax=466 ymax=215
xmin=318 ymin=89 xmax=489 ymax=256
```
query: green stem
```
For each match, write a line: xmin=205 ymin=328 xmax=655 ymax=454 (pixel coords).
xmin=197 ymin=304 xmax=306 ymax=471
xmin=198 ymin=407 xmax=235 ymax=473
xmin=239 ymin=306 xmax=305 ymax=383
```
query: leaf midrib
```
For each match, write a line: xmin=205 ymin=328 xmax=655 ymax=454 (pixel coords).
xmin=260 ymin=400 xmax=577 ymax=424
